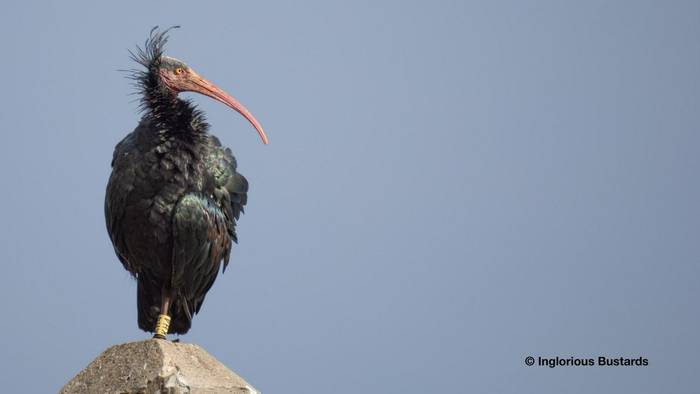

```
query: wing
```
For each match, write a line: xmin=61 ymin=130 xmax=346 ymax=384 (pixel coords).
xmin=169 ymin=139 xmax=248 ymax=330
xmin=105 ymin=131 xmax=140 ymax=274
xmin=171 ymin=193 xmax=232 ymax=321
xmin=209 ymin=139 xmax=248 ymax=271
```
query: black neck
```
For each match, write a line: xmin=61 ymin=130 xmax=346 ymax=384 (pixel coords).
xmin=142 ymin=79 xmax=209 ymax=136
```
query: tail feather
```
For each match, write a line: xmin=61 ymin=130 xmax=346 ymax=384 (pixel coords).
xmin=136 ymin=275 xmax=198 ymax=335
xmin=137 ymin=275 xmax=160 ymax=333
xmin=169 ymin=296 xmax=194 ymax=334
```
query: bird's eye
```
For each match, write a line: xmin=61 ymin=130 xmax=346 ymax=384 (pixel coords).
xmin=175 ymin=67 xmax=184 ymax=75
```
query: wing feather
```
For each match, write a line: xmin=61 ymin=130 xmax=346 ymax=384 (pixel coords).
xmin=171 ymin=193 xmax=231 ymax=322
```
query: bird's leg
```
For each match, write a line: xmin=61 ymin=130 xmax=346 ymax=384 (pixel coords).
xmin=153 ymin=288 xmax=174 ymax=340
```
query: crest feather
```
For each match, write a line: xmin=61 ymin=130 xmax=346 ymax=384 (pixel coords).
xmin=129 ymin=25 xmax=180 ymax=69
xmin=122 ymin=26 xmax=181 ymax=113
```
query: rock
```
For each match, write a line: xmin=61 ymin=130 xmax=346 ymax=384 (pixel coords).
xmin=60 ymin=339 xmax=259 ymax=394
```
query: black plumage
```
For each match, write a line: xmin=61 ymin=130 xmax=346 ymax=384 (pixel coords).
xmin=105 ymin=27 xmax=264 ymax=335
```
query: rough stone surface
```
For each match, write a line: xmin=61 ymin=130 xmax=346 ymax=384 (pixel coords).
xmin=61 ymin=340 xmax=259 ymax=394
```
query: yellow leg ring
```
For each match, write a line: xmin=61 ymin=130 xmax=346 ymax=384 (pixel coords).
xmin=154 ymin=314 xmax=171 ymax=339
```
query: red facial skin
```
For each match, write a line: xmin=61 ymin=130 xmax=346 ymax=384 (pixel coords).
xmin=160 ymin=67 xmax=269 ymax=145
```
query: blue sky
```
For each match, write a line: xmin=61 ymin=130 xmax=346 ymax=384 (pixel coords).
xmin=0 ymin=1 xmax=698 ymax=393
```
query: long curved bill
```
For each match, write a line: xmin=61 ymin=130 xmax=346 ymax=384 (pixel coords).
xmin=188 ymin=72 xmax=269 ymax=145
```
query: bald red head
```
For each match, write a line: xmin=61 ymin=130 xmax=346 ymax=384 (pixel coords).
xmin=159 ymin=56 xmax=269 ymax=145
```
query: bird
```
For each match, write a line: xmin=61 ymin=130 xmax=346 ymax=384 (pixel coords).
xmin=105 ymin=26 xmax=268 ymax=339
